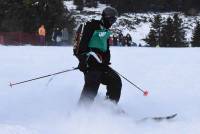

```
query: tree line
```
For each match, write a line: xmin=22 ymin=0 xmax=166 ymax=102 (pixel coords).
xmin=74 ymin=0 xmax=200 ymax=15
xmin=0 ymin=0 xmax=75 ymax=42
xmin=144 ymin=14 xmax=200 ymax=47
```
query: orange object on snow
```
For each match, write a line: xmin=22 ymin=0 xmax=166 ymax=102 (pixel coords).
xmin=143 ymin=90 xmax=149 ymax=96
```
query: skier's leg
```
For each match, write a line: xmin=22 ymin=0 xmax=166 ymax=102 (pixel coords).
xmin=79 ymin=70 xmax=102 ymax=105
xmin=101 ymin=69 xmax=122 ymax=103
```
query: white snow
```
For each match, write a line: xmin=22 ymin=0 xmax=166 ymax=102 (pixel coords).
xmin=64 ymin=1 xmax=77 ymax=11
xmin=0 ymin=45 xmax=200 ymax=134
xmin=64 ymin=1 xmax=106 ymax=13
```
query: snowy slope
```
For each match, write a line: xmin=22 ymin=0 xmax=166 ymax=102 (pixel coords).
xmin=64 ymin=1 xmax=200 ymax=45
xmin=0 ymin=46 xmax=200 ymax=134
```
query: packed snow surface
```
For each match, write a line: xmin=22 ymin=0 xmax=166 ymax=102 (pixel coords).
xmin=0 ymin=46 xmax=200 ymax=134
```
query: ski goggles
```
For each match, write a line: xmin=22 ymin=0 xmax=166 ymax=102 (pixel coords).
xmin=104 ymin=16 xmax=117 ymax=24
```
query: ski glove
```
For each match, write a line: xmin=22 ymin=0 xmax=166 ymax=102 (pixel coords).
xmin=78 ymin=54 xmax=89 ymax=72
xmin=78 ymin=51 xmax=104 ymax=72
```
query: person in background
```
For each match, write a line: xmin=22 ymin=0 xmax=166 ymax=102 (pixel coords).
xmin=52 ymin=27 xmax=62 ymax=45
xmin=125 ymin=33 xmax=132 ymax=46
xmin=61 ymin=27 xmax=69 ymax=44
xmin=113 ymin=34 xmax=118 ymax=46
xmin=118 ymin=32 xmax=124 ymax=46
xmin=38 ymin=25 xmax=46 ymax=45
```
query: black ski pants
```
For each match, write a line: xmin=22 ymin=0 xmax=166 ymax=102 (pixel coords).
xmin=79 ymin=68 xmax=122 ymax=104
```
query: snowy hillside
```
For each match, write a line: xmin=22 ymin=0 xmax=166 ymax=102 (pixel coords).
xmin=0 ymin=46 xmax=200 ymax=134
xmin=64 ymin=1 xmax=200 ymax=45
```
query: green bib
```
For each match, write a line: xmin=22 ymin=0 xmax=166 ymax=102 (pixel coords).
xmin=88 ymin=29 xmax=112 ymax=52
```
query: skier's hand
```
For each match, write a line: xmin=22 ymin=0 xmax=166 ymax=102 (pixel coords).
xmin=78 ymin=61 xmax=87 ymax=72
xmin=87 ymin=52 xmax=102 ymax=64
xmin=99 ymin=63 xmax=110 ymax=71
xmin=78 ymin=54 xmax=89 ymax=72
xmin=87 ymin=52 xmax=111 ymax=71
xmin=78 ymin=51 xmax=108 ymax=72
xmin=77 ymin=52 xmax=100 ymax=72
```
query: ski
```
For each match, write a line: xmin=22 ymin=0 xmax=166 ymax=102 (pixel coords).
xmin=138 ymin=113 xmax=178 ymax=122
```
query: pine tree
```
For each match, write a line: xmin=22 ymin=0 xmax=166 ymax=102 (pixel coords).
xmin=191 ymin=21 xmax=200 ymax=47
xmin=0 ymin=0 xmax=74 ymax=42
xmin=84 ymin=0 xmax=97 ymax=8
xmin=144 ymin=29 xmax=157 ymax=47
xmin=144 ymin=14 xmax=163 ymax=47
xmin=0 ymin=0 xmax=25 ymax=31
xmin=160 ymin=17 xmax=174 ymax=47
xmin=73 ymin=0 xmax=84 ymax=11
xmin=97 ymin=0 xmax=199 ymax=13
xmin=172 ymin=14 xmax=187 ymax=47
xmin=152 ymin=14 xmax=163 ymax=46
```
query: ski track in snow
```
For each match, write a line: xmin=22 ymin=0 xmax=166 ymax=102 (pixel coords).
xmin=0 ymin=46 xmax=200 ymax=134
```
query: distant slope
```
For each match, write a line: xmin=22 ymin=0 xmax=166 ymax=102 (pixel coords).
xmin=64 ymin=1 xmax=200 ymax=45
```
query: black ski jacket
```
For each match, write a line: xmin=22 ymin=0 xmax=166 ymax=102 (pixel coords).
xmin=77 ymin=19 xmax=111 ymax=70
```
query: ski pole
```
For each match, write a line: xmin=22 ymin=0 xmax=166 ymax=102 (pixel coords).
xmin=111 ymin=68 xmax=149 ymax=96
xmin=9 ymin=67 xmax=78 ymax=88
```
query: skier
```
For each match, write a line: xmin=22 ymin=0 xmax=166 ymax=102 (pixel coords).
xmin=73 ymin=7 xmax=122 ymax=105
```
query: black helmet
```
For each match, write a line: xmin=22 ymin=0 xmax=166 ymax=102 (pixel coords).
xmin=102 ymin=7 xmax=118 ymax=28
xmin=102 ymin=7 xmax=118 ymax=18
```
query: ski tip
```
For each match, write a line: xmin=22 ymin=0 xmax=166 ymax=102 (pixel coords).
xmin=143 ymin=90 xmax=149 ymax=96
xmin=167 ymin=113 xmax=178 ymax=119
xmin=9 ymin=82 xmax=13 ymax=88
